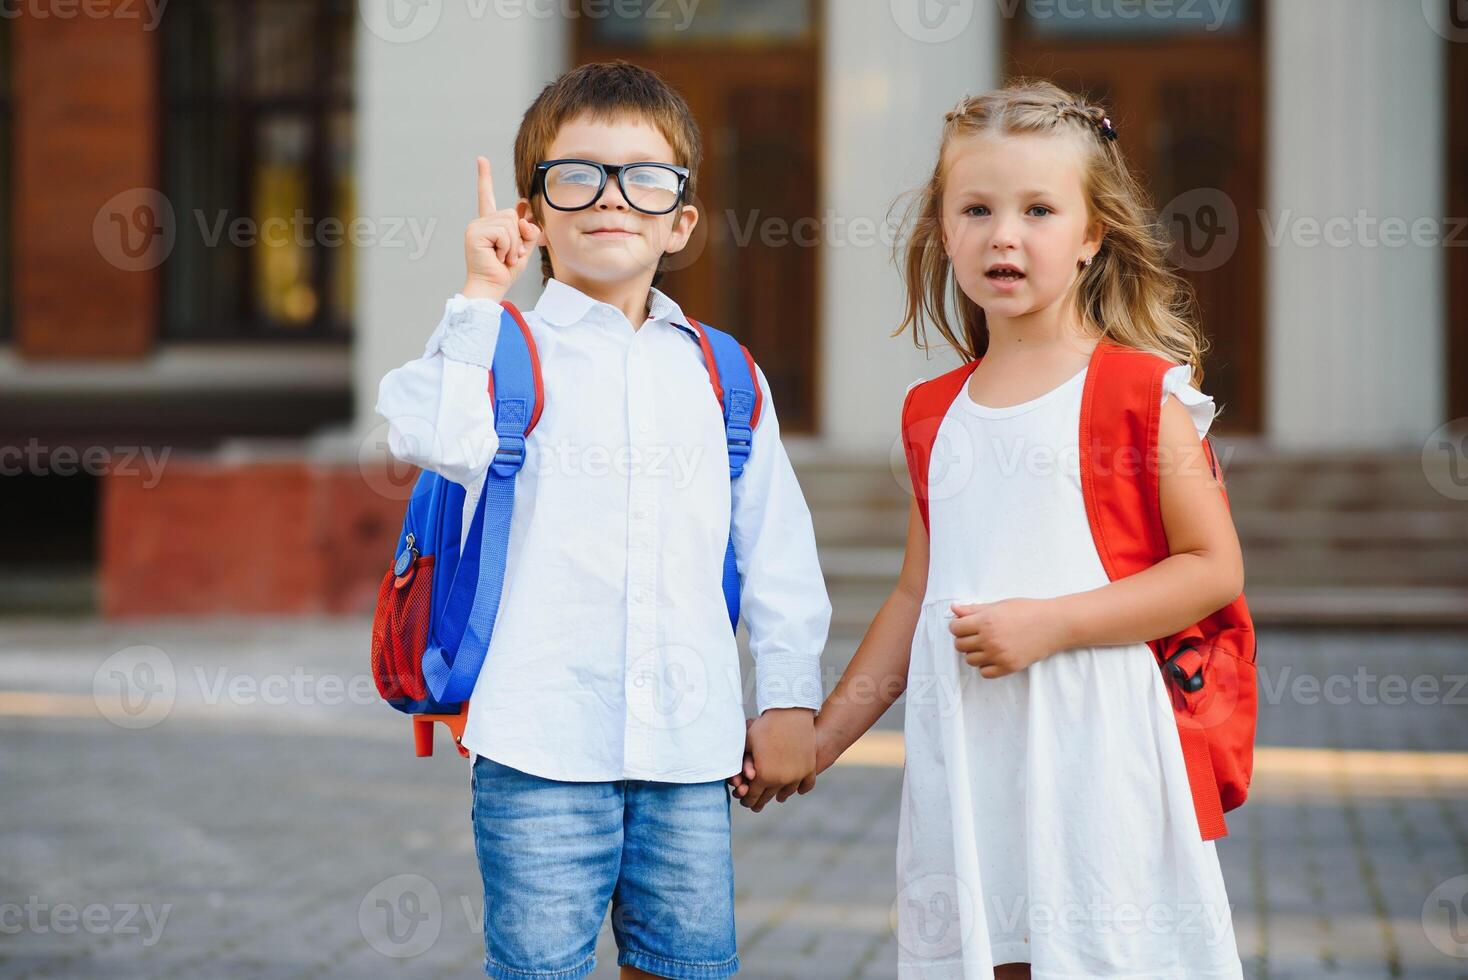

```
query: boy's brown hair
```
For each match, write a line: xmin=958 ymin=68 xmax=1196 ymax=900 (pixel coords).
xmin=513 ymin=61 xmax=702 ymax=285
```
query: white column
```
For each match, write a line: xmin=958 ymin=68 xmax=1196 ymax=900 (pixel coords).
xmin=353 ymin=2 xmax=568 ymax=439
xmin=1265 ymin=0 xmax=1446 ymax=449
xmin=818 ymin=0 xmax=1000 ymax=454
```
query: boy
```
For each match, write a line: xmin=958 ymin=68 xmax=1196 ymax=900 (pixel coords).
xmin=375 ymin=62 xmax=830 ymax=980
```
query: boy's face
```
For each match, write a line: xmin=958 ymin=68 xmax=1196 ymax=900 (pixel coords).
xmin=517 ymin=112 xmax=699 ymax=290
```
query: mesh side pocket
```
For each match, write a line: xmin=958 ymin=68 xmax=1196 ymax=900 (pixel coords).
xmin=370 ymin=569 xmax=396 ymax=696
xmin=370 ymin=556 xmax=435 ymax=702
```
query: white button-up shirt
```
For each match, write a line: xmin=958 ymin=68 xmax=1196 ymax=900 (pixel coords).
xmin=374 ymin=278 xmax=831 ymax=782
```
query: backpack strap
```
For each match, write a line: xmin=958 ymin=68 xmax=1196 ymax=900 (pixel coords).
xmin=1079 ymin=339 xmax=1229 ymax=840
xmin=685 ymin=317 xmax=762 ymax=631
xmin=684 ymin=318 xmax=763 ymax=470
xmin=900 ymin=361 xmax=981 ymax=532
xmin=1078 ymin=340 xmax=1173 ymax=578
xmin=423 ymin=301 xmax=541 ymax=704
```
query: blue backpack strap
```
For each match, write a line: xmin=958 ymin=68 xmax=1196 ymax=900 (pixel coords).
xmin=423 ymin=302 xmax=540 ymax=704
xmin=685 ymin=317 xmax=759 ymax=632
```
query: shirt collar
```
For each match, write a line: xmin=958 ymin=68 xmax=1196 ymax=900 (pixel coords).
xmin=534 ymin=277 xmax=692 ymax=333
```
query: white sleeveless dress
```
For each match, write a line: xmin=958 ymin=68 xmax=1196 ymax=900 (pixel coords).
xmin=895 ymin=363 xmax=1244 ymax=979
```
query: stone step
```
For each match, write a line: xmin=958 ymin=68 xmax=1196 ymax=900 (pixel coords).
xmin=800 ymin=454 xmax=1454 ymax=492
xmin=816 ymin=540 xmax=1468 ymax=589
xmin=793 ymin=448 xmax=1461 ymax=511
xmin=0 ymin=567 xmax=96 ymax=616
xmin=792 ymin=445 xmax=1468 ymax=627
xmin=824 ymin=582 xmax=1468 ymax=634
xmin=813 ymin=505 xmax=1468 ymax=547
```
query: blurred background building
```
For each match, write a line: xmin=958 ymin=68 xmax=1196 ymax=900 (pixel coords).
xmin=0 ymin=0 xmax=1463 ymax=623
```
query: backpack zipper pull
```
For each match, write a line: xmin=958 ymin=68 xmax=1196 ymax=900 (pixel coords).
xmin=393 ymin=533 xmax=419 ymax=578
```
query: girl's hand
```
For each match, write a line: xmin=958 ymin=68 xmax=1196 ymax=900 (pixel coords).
xmin=727 ymin=719 xmax=756 ymax=799
xmin=794 ymin=719 xmax=840 ymax=796
xmin=463 ymin=156 xmax=541 ymax=302
xmin=731 ymin=714 xmax=840 ymax=800
xmin=948 ymin=598 xmax=1068 ymax=678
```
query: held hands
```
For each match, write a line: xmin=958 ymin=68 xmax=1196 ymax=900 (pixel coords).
xmin=948 ymin=598 xmax=1069 ymax=678
xmin=725 ymin=708 xmax=816 ymax=813
xmin=462 ymin=156 xmax=541 ymax=303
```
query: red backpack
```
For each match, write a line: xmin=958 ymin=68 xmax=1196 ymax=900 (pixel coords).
xmin=901 ymin=339 xmax=1257 ymax=841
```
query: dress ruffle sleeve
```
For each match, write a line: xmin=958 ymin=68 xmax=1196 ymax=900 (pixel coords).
xmin=1161 ymin=364 xmax=1216 ymax=440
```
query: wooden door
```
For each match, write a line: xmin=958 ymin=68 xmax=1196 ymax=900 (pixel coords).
xmin=574 ymin=2 xmax=821 ymax=432
xmin=1006 ymin=2 xmax=1265 ymax=434
xmin=1449 ymin=1 xmax=1467 ymax=423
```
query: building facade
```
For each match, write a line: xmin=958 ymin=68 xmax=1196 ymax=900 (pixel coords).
xmin=0 ymin=0 xmax=1461 ymax=614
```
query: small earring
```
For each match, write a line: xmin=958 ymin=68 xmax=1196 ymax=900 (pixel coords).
xmin=1082 ymin=256 xmax=1093 ymax=267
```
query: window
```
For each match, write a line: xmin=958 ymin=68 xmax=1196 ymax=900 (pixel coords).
xmin=1017 ymin=0 xmax=1250 ymax=40
xmin=160 ymin=0 xmax=354 ymax=341
xmin=583 ymin=0 xmax=814 ymax=46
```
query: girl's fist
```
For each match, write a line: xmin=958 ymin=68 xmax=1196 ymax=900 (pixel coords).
xmin=949 ymin=598 xmax=1067 ymax=678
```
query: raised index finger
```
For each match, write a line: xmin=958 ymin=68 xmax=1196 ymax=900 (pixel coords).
xmin=476 ymin=156 xmax=496 ymax=217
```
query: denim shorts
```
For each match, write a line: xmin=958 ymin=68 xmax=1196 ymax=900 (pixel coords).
xmin=470 ymin=755 xmax=739 ymax=979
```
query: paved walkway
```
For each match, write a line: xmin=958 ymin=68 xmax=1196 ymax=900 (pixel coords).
xmin=1 ymin=619 xmax=1466 ymax=978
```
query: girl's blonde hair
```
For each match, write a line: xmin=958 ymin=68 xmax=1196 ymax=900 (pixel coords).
xmin=895 ymin=78 xmax=1208 ymax=386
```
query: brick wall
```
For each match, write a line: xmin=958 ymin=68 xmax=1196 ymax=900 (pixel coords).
xmin=100 ymin=461 xmax=412 ymax=617
xmin=13 ymin=1 xmax=159 ymax=359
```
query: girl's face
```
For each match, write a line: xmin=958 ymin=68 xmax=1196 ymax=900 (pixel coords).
xmin=939 ymin=132 xmax=1103 ymax=324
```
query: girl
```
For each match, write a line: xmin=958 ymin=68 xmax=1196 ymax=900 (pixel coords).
xmin=733 ymin=81 xmax=1247 ymax=978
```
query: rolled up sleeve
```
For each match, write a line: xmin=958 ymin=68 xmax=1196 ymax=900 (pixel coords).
xmin=730 ymin=364 xmax=832 ymax=715
xmin=373 ymin=294 xmax=503 ymax=488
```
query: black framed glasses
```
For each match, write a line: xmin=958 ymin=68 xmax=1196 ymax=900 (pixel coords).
xmin=533 ymin=159 xmax=689 ymax=215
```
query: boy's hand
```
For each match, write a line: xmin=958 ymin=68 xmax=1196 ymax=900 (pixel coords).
xmin=730 ymin=714 xmax=838 ymax=800
xmin=462 ymin=156 xmax=540 ymax=302
xmin=949 ymin=598 xmax=1067 ymax=678
xmin=734 ymin=707 xmax=839 ymax=798
xmin=730 ymin=708 xmax=815 ymax=812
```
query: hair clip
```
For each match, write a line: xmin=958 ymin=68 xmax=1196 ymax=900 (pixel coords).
xmin=1098 ymin=117 xmax=1118 ymax=141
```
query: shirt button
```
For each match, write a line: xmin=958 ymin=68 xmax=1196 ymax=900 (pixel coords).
xmin=638 ymin=421 xmax=652 ymax=433
xmin=633 ymin=508 xmax=647 ymax=519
